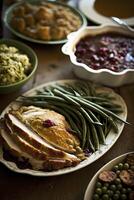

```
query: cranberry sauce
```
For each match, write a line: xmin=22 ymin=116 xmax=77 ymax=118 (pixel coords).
xmin=75 ymin=33 xmax=134 ymax=72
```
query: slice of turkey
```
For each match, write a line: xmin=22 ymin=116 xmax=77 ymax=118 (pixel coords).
xmin=11 ymin=106 xmax=81 ymax=154
xmin=0 ymin=127 xmax=46 ymax=170
xmin=0 ymin=125 xmax=80 ymax=170
xmin=4 ymin=114 xmax=80 ymax=163
xmin=5 ymin=120 xmax=47 ymax=160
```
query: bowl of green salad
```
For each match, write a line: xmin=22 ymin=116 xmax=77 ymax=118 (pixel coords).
xmin=0 ymin=39 xmax=38 ymax=93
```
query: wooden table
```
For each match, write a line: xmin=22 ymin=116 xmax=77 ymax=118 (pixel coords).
xmin=0 ymin=1 xmax=134 ymax=200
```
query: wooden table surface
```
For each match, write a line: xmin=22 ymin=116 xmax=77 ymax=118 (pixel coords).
xmin=0 ymin=1 xmax=134 ymax=200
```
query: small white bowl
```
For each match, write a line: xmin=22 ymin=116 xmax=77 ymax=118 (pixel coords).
xmin=62 ymin=25 xmax=134 ymax=87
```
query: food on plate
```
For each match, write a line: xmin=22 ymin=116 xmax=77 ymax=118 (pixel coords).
xmin=99 ymin=170 xmax=117 ymax=182
xmin=11 ymin=2 xmax=82 ymax=41
xmin=9 ymin=106 xmax=82 ymax=154
xmin=0 ymin=81 xmax=128 ymax=172
xmin=0 ymin=106 xmax=84 ymax=171
xmin=119 ymin=170 xmax=134 ymax=186
xmin=0 ymin=44 xmax=32 ymax=85
xmin=94 ymin=0 xmax=134 ymax=18
xmin=75 ymin=33 xmax=134 ymax=72
xmin=92 ymin=153 xmax=134 ymax=200
xmin=18 ymin=81 xmax=127 ymax=152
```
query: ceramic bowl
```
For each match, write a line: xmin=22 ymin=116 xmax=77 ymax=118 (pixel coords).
xmin=0 ymin=39 xmax=38 ymax=93
xmin=4 ymin=0 xmax=87 ymax=44
xmin=84 ymin=152 xmax=134 ymax=200
xmin=62 ymin=25 xmax=134 ymax=87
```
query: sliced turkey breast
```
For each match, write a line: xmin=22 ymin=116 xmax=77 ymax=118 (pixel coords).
xmin=0 ymin=125 xmax=80 ymax=171
xmin=5 ymin=113 xmax=81 ymax=163
xmin=0 ymin=127 xmax=46 ymax=170
xmin=0 ymin=105 xmax=86 ymax=171
xmin=6 ymin=113 xmax=66 ymax=158
xmin=5 ymin=120 xmax=47 ymax=160
xmin=10 ymin=106 xmax=82 ymax=154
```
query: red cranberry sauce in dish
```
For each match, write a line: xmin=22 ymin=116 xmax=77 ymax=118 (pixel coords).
xmin=75 ymin=33 xmax=134 ymax=72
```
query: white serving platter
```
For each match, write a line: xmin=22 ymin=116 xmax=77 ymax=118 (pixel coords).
xmin=0 ymin=80 xmax=127 ymax=176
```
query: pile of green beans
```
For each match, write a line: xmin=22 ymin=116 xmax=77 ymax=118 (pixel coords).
xmin=18 ymin=81 xmax=127 ymax=152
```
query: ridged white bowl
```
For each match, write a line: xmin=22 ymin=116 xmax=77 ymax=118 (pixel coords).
xmin=62 ymin=25 xmax=134 ymax=87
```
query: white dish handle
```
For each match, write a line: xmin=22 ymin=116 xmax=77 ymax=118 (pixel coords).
xmin=67 ymin=32 xmax=77 ymax=40
xmin=62 ymin=32 xmax=77 ymax=55
xmin=61 ymin=43 xmax=70 ymax=55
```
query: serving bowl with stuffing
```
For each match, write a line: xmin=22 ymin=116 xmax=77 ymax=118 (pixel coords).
xmin=62 ymin=25 xmax=134 ymax=87
xmin=4 ymin=0 xmax=87 ymax=44
xmin=0 ymin=39 xmax=38 ymax=93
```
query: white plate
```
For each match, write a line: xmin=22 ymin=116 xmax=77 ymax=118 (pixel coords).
xmin=84 ymin=152 xmax=134 ymax=200
xmin=79 ymin=0 xmax=134 ymax=25
xmin=0 ymin=80 xmax=127 ymax=176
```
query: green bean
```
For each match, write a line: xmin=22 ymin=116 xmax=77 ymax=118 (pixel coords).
xmin=77 ymin=83 xmax=89 ymax=96
xmin=49 ymin=106 xmax=82 ymax=139
xmin=56 ymin=84 xmax=76 ymax=95
xmin=103 ymin=118 xmax=108 ymax=137
xmin=86 ymin=125 xmax=95 ymax=152
xmin=74 ymin=81 xmax=96 ymax=96
xmin=53 ymin=89 xmax=81 ymax=107
xmin=88 ymin=100 xmax=128 ymax=125
xmin=108 ymin=107 xmax=123 ymax=114
xmin=65 ymin=86 xmax=81 ymax=97
xmin=67 ymin=96 xmax=118 ymax=132
xmin=96 ymin=102 xmax=120 ymax=108
xmin=64 ymin=106 xmax=88 ymax=147
xmin=63 ymin=108 xmax=82 ymax=130
xmin=41 ymin=87 xmax=54 ymax=96
xmin=97 ymin=125 xmax=105 ymax=144
xmin=86 ymin=110 xmax=105 ymax=144
xmin=55 ymin=84 xmax=81 ymax=97
xmin=52 ymin=85 xmax=73 ymax=95
xmin=87 ymin=82 xmax=97 ymax=96
xmin=45 ymin=88 xmax=54 ymax=96
xmin=82 ymin=96 xmax=113 ymax=102
xmin=21 ymin=95 xmax=66 ymax=103
xmin=97 ymin=93 xmax=116 ymax=100
xmin=105 ymin=123 xmax=112 ymax=137
xmin=17 ymin=100 xmax=50 ymax=107
xmin=79 ymin=107 xmax=102 ymax=126
xmin=86 ymin=109 xmax=102 ymax=124
xmin=36 ymin=85 xmax=121 ymax=115
xmin=71 ymin=82 xmax=88 ymax=96
xmin=36 ymin=90 xmax=48 ymax=95
xmin=90 ymin=124 xmax=100 ymax=150
xmin=72 ymin=96 xmax=124 ymax=129
xmin=80 ymin=112 xmax=87 ymax=148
